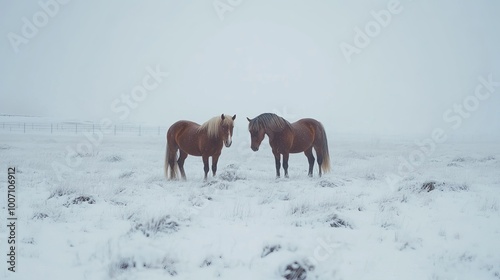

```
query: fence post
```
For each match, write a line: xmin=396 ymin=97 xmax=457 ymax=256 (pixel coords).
xmin=24 ymin=123 xmax=25 ymax=133
xmin=51 ymin=124 xmax=53 ymax=134
xmin=75 ymin=123 xmax=78 ymax=134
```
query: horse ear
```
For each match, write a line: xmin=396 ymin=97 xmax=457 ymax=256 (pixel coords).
xmin=221 ymin=114 xmax=225 ymax=120
xmin=232 ymin=114 xmax=236 ymax=121
xmin=246 ymin=117 xmax=251 ymax=122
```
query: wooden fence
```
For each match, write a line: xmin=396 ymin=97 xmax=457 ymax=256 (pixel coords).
xmin=0 ymin=122 xmax=169 ymax=136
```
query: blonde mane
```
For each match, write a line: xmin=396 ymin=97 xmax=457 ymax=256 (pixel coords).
xmin=198 ymin=115 xmax=234 ymax=139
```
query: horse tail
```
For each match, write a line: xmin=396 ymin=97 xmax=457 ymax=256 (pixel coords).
xmin=164 ymin=142 xmax=170 ymax=178
xmin=318 ymin=122 xmax=331 ymax=173
xmin=165 ymin=138 xmax=179 ymax=180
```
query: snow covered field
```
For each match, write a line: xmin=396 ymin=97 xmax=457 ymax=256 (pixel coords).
xmin=1 ymin=127 xmax=499 ymax=280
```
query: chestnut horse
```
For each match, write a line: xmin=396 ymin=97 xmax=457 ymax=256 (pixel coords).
xmin=165 ymin=114 xmax=236 ymax=180
xmin=247 ymin=113 xmax=330 ymax=178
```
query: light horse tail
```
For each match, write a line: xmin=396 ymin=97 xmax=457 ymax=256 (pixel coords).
xmin=164 ymin=138 xmax=179 ymax=180
xmin=316 ymin=122 xmax=331 ymax=174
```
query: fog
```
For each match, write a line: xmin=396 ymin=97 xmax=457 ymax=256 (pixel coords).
xmin=1 ymin=0 xmax=499 ymax=140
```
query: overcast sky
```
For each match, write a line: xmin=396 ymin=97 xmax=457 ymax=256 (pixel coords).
xmin=1 ymin=0 xmax=499 ymax=139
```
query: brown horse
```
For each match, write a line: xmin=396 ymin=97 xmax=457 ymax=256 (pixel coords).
xmin=165 ymin=114 xmax=236 ymax=180
xmin=247 ymin=113 xmax=330 ymax=178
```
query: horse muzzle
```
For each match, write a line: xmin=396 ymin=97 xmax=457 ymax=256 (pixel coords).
xmin=251 ymin=146 xmax=259 ymax=151
xmin=224 ymin=138 xmax=232 ymax=147
xmin=224 ymin=135 xmax=232 ymax=147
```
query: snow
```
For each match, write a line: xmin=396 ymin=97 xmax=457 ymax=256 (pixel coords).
xmin=1 ymin=121 xmax=499 ymax=279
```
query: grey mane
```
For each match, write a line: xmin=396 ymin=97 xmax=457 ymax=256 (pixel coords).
xmin=249 ymin=113 xmax=291 ymax=132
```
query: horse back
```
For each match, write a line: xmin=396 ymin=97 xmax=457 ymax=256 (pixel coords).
xmin=167 ymin=120 xmax=223 ymax=157
xmin=284 ymin=119 xmax=311 ymax=152
xmin=167 ymin=121 xmax=204 ymax=155
xmin=167 ymin=120 xmax=199 ymax=139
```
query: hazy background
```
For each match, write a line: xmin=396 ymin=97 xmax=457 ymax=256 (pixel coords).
xmin=1 ymin=0 xmax=499 ymax=140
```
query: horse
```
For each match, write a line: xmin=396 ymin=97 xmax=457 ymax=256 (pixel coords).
xmin=247 ymin=113 xmax=330 ymax=178
xmin=165 ymin=114 xmax=236 ymax=180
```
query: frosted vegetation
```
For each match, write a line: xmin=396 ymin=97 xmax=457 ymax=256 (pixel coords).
xmin=1 ymin=124 xmax=499 ymax=279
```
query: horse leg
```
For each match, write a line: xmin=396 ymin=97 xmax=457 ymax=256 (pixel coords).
xmin=283 ymin=152 xmax=290 ymax=178
xmin=202 ymin=155 xmax=210 ymax=180
xmin=177 ymin=150 xmax=188 ymax=180
xmin=304 ymin=147 xmax=315 ymax=177
xmin=272 ymin=149 xmax=281 ymax=178
xmin=211 ymin=152 xmax=221 ymax=177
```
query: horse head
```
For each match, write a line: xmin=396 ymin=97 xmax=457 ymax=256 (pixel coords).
xmin=247 ymin=117 xmax=266 ymax=151
xmin=220 ymin=114 xmax=236 ymax=147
